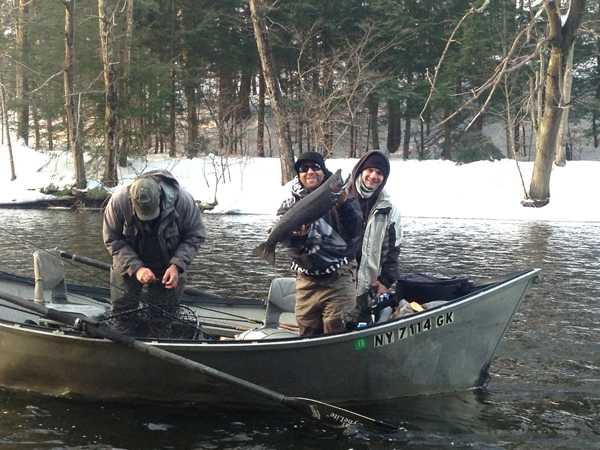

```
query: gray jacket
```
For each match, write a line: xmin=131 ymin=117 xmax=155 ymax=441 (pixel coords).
xmin=103 ymin=169 xmax=206 ymax=276
xmin=356 ymin=188 xmax=402 ymax=297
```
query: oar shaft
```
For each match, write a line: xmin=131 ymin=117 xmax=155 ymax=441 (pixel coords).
xmin=0 ymin=291 xmax=84 ymax=330
xmin=59 ymin=251 xmax=112 ymax=271
xmin=128 ymin=336 xmax=285 ymax=404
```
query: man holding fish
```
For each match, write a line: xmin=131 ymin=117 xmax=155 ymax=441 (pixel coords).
xmin=268 ymin=152 xmax=363 ymax=336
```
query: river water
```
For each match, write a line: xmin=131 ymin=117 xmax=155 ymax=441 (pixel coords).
xmin=0 ymin=210 xmax=599 ymax=449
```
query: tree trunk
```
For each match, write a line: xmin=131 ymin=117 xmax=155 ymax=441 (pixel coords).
xmin=514 ymin=122 xmax=521 ymax=156
xmin=403 ymin=117 xmax=411 ymax=159
xmin=120 ymin=0 xmax=133 ymax=168
xmin=64 ymin=0 xmax=86 ymax=190
xmin=169 ymin=70 xmax=176 ymax=157
xmin=239 ymin=69 xmax=252 ymax=121
xmin=505 ymin=102 xmax=514 ymax=159
xmin=186 ymin=85 xmax=198 ymax=146
xmin=218 ymin=76 xmax=232 ymax=151
xmin=368 ymin=92 xmax=379 ymax=150
xmin=257 ymin=67 xmax=265 ymax=157
xmin=32 ymin=105 xmax=40 ymax=150
xmin=15 ymin=0 xmax=29 ymax=145
xmin=419 ymin=118 xmax=425 ymax=160
xmin=183 ymin=62 xmax=198 ymax=148
xmin=297 ymin=119 xmax=303 ymax=154
xmin=554 ymin=41 xmax=575 ymax=167
xmin=98 ymin=0 xmax=119 ymax=187
xmin=402 ymin=72 xmax=414 ymax=159
xmin=249 ymin=0 xmax=295 ymax=184
xmin=521 ymin=123 xmax=527 ymax=157
xmin=321 ymin=31 xmax=333 ymax=159
xmin=442 ymin=105 xmax=452 ymax=160
xmin=349 ymin=122 xmax=355 ymax=158
xmin=594 ymin=112 xmax=598 ymax=148
xmin=529 ymin=0 xmax=584 ymax=203
xmin=387 ymin=98 xmax=401 ymax=154
xmin=0 ymin=75 xmax=17 ymax=180
xmin=47 ymin=117 xmax=54 ymax=152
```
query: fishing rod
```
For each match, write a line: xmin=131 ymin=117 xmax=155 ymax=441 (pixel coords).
xmin=0 ymin=226 xmax=215 ymax=339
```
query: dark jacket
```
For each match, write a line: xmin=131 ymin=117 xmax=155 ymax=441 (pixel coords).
xmin=103 ymin=169 xmax=206 ymax=277
xmin=277 ymin=170 xmax=363 ymax=275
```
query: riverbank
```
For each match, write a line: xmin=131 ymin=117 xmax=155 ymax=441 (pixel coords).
xmin=1 ymin=140 xmax=599 ymax=222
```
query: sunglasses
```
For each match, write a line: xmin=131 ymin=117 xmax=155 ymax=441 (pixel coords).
xmin=299 ymin=163 xmax=322 ymax=173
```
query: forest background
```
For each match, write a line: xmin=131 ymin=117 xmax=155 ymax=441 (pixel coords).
xmin=0 ymin=0 xmax=597 ymax=207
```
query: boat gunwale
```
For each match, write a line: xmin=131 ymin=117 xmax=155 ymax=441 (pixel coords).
xmin=0 ymin=270 xmax=265 ymax=307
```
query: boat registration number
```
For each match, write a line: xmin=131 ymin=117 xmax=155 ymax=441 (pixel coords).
xmin=354 ymin=311 xmax=455 ymax=350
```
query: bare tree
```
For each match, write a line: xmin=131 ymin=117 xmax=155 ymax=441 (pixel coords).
xmin=0 ymin=73 xmax=16 ymax=181
xmin=120 ymin=0 xmax=133 ymax=168
xmin=423 ymin=1 xmax=585 ymax=206
xmin=554 ymin=39 xmax=575 ymax=166
xmin=529 ymin=0 xmax=585 ymax=204
xmin=257 ymin=67 xmax=265 ymax=157
xmin=64 ymin=0 xmax=87 ymax=190
xmin=98 ymin=0 xmax=119 ymax=186
xmin=14 ymin=0 xmax=29 ymax=145
xmin=249 ymin=0 xmax=295 ymax=184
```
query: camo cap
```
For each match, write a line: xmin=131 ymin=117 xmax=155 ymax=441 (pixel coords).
xmin=130 ymin=178 xmax=160 ymax=221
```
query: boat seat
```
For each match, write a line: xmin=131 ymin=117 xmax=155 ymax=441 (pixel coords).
xmin=236 ymin=278 xmax=298 ymax=340
xmin=264 ymin=277 xmax=296 ymax=327
xmin=33 ymin=249 xmax=67 ymax=304
xmin=32 ymin=249 xmax=107 ymax=319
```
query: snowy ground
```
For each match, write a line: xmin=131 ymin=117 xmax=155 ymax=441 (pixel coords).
xmin=0 ymin=139 xmax=599 ymax=223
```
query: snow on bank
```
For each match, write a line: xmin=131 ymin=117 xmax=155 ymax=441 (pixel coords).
xmin=1 ymin=139 xmax=599 ymax=223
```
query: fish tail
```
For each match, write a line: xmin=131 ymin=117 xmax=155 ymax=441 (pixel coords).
xmin=252 ymin=242 xmax=267 ymax=258
xmin=252 ymin=242 xmax=276 ymax=265
xmin=265 ymin=250 xmax=276 ymax=265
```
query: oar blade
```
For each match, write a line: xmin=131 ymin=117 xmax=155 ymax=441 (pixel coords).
xmin=283 ymin=397 xmax=397 ymax=433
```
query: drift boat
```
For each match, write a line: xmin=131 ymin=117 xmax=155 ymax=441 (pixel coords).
xmin=0 ymin=250 xmax=540 ymax=405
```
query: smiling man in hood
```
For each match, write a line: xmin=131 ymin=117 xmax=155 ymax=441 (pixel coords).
xmin=346 ymin=150 xmax=402 ymax=324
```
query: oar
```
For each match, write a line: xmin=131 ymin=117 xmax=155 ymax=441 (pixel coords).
xmin=58 ymin=251 xmax=263 ymax=306
xmin=0 ymin=291 xmax=397 ymax=433
xmin=58 ymin=251 xmax=112 ymax=271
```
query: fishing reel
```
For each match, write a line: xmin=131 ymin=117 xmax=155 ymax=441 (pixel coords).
xmin=342 ymin=287 xmax=400 ymax=330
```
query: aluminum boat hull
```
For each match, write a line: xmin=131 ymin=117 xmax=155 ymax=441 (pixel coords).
xmin=0 ymin=269 xmax=540 ymax=404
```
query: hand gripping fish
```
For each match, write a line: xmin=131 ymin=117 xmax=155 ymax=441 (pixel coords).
xmin=252 ymin=169 xmax=348 ymax=265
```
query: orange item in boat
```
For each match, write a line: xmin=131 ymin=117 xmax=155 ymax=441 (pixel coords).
xmin=410 ymin=302 xmax=424 ymax=312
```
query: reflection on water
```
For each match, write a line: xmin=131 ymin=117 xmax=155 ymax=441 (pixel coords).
xmin=0 ymin=211 xmax=599 ymax=449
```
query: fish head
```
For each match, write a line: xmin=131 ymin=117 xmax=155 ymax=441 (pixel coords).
xmin=328 ymin=169 xmax=345 ymax=194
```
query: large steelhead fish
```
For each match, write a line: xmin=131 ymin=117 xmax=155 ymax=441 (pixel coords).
xmin=252 ymin=169 xmax=348 ymax=265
